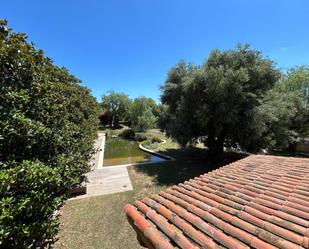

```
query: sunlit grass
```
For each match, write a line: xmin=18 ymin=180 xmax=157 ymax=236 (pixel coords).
xmin=55 ymin=148 xmax=245 ymax=249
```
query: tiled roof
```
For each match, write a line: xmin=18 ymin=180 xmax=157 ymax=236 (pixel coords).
xmin=123 ymin=155 xmax=309 ymax=249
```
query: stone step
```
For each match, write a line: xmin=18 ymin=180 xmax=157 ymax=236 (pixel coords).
xmin=84 ymin=166 xmax=133 ymax=197
xmin=87 ymin=182 xmax=132 ymax=196
xmin=86 ymin=167 xmax=128 ymax=182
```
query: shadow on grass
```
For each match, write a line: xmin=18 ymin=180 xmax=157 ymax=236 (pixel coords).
xmin=134 ymin=147 xmax=247 ymax=187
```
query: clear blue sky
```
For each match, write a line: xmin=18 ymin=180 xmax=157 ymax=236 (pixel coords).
xmin=1 ymin=0 xmax=309 ymax=101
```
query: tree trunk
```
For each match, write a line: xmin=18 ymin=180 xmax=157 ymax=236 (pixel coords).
xmin=109 ymin=115 xmax=113 ymax=127
xmin=207 ymin=133 xmax=224 ymax=157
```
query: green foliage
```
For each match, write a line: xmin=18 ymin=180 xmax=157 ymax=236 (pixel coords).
xmin=128 ymin=97 xmax=158 ymax=132
xmin=151 ymin=136 xmax=162 ymax=143
xmin=276 ymin=67 xmax=309 ymax=137
xmin=160 ymin=45 xmax=281 ymax=154
xmin=134 ymin=133 xmax=147 ymax=142
xmin=256 ymin=90 xmax=301 ymax=149
xmin=135 ymin=107 xmax=157 ymax=132
xmin=135 ymin=97 xmax=160 ymax=117
xmin=119 ymin=128 xmax=135 ymax=140
xmin=256 ymin=67 xmax=309 ymax=148
xmin=277 ymin=66 xmax=309 ymax=104
xmin=0 ymin=20 xmax=99 ymax=248
xmin=141 ymin=136 xmax=162 ymax=151
xmin=0 ymin=161 xmax=61 ymax=248
xmin=101 ymin=91 xmax=131 ymax=127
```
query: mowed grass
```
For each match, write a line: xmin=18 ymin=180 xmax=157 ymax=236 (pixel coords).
xmin=138 ymin=128 xmax=180 ymax=152
xmin=54 ymin=148 xmax=245 ymax=249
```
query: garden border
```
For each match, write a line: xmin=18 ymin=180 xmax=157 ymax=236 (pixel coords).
xmin=92 ymin=132 xmax=105 ymax=170
xmin=139 ymin=140 xmax=174 ymax=161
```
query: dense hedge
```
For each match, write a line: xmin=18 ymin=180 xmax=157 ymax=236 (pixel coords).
xmin=0 ymin=20 xmax=99 ymax=248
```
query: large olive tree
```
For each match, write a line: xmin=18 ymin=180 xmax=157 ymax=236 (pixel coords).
xmin=160 ymin=45 xmax=281 ymax=155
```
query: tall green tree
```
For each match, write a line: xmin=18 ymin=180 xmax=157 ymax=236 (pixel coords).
xmin=280 ymin=66 xmax=309 ymax=137
xmin=160 ymin=45 xmax=281 ymax=155
xmin=277 ymin=66 xmax=309 ymax=105
xmin=128 ymin=97 xmax=158 ymax=132
xmin=257 ymin=66 xmax=309 ymax=148
xmin=101 ymin=91 xmax=131 ymax=127
xmin=256 ymin=89 xmax=303 ymax=150
xmin=0 ymin=20 xmax=98 ymax=248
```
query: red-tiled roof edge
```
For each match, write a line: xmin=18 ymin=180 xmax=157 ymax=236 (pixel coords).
xmin=123 ymin=155 xmax=250 ymax=249
xmin=124 ymin=155 xmax=309 ymax=249
xmin=123 ymin=204 xmax=175 ymax=249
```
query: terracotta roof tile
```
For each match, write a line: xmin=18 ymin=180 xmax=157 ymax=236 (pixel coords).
xmin=124 ymin=155 xmax=309 ymax=248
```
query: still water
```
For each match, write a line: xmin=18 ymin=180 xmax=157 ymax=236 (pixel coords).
xmin=103 ymin=138 xmax=165 ymax=166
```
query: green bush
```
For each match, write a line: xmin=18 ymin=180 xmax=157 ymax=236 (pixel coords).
xmin=151 ymin=136 xmax=162 ymax=143
xmin=0 ymin=161 xmax=61 ymax=248
xmin=119 ymin=128 xmax=135 ymax=140
xmin=0 ymin=20 xmax=99 ymax=248
xmin=141 ymin=138 xmax=161 ymax=151
xmin=134 ymin=133 xmax=147 ymax=142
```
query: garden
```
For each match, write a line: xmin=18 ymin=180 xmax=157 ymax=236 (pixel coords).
xmin=0 ymin=19 xmax=308 ymax=249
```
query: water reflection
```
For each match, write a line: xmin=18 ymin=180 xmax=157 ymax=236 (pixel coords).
xmin=103 ymin=138 xmax=165 ymax=166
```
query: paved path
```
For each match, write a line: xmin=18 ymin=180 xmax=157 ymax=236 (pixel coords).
xmin=86 ymin=166 xmax=133 ymax=197
xmin=71 ymin=132 xmax=133 ymax=199
xmin=89 ymin=132 xmax=105 ymax=170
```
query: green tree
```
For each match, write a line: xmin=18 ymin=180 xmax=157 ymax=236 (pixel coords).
xmin=0 ymin=20 xmax=99 ymax=248
xmin=101 ymin=91 xmax=131 ymax=127
xmin=160 ymin=45 xmax=281 ymax=155
xmin=137 ymin=97 xmax=161 ymax=117
xmin=277 ymin=67 xmax=309 ymax=137
xmin=256 ymin=89 xmax=303 ymax=150
xmin=257 ymin=67 xmax=309 ymax=148
xmin=277 ymin=66 xmax=309 ymax=104
xmin=128 ymin=97 xmax=158 ymax=131
xmin=136 ymin=107 xmax=157 ymax=132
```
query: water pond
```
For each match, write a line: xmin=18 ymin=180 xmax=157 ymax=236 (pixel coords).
xmin=103 ymin=137 xmax=165 ymax=166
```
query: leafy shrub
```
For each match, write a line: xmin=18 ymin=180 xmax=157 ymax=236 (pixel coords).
xmin=141 ymin=139 xmax=160 ymax=151
xmin=134 ymin=133 xmax=147 ymax=142
xmin=151 ymin=136 xmax=162 ymax=143
xmin=119 ymin=128 xmax=135 ymax=140
xmin=142 ymin=140 xmax=151 ymax=146
xmin=0 ymin=161 xmax=61 ymax=248
xmin=0 ymin=20 xmax=99 ymax=248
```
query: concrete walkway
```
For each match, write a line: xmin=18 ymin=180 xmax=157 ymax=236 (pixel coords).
xmin=71 ymin=132 xmax=133 ymax=199
xmin=89 ymin=132 xmax=105 ymax=171
xmin=71 ymin=132 xmax=172 ymax=199
xmin=86 ymin=166 xmax=133 ymax=197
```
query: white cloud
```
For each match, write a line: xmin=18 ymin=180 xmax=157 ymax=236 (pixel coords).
xmin=280 ymin=46 xmax=288 ymax=51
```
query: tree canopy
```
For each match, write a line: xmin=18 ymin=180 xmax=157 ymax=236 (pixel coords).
xmin=101 ymin=91 xmax=131 ymax=127
xmin=100 ymin=92 xmax=160 ymax=132
xmin=277 ymin=66 xmax=309 ymax=105
xmin=0 ymin=20 xmax=98 ymax=248
xmin=128 ymin=97 xmax=158 ymax=132
xmin=260 ymin=66 xmax=309 ymax=143
xmin=160 ymin=45 xmax=282 ymax=154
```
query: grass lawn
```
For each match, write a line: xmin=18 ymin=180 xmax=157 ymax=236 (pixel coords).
xmin=54 ymin=146 xmax=245 ymax=249
xmin=138 ymin=129 xmax=179 ymax=152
